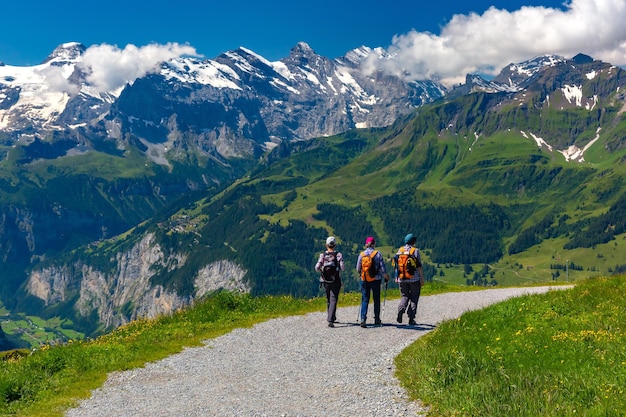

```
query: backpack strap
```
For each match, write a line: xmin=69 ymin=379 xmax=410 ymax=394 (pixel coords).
xmin=409 ymin=247 xmax=422 ymax=267
xmin=359 ymin=250 xmax=367 ymax=280
xmin=360 ymin=250 xmax=378 ymax=262
xmin=370 ymin=250 xmax=379 ymax=275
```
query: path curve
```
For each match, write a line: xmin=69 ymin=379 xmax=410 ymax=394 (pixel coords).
xmin=65 ymin=286 xmax=569 ymax=416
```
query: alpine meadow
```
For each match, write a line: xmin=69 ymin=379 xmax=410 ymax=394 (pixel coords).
xmin=1 ymin=44 xmax=626 ymax=351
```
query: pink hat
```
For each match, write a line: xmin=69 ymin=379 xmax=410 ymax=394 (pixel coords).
xmin=365 ymin=236 xmax=375 ymax=246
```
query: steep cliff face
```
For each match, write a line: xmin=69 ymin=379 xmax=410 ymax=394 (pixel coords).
xmin=27 ymin=234 xmax=249 ymax=329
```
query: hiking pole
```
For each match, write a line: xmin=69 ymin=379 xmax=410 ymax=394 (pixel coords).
xmin=382 ymin=280 xmax=388 ymax=321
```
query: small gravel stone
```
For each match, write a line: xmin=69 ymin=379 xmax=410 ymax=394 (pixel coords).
xmin=65 ymin=286 xmax=567 ymax=416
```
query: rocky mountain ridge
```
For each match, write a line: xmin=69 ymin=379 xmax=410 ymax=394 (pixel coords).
xmin=1 ymin=42 xmax=446 ymax=163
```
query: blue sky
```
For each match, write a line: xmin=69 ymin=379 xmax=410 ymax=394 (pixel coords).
xmin=2 ymin=0 xmax=625 ymax=91
xmin=1 ymin=0 xmax=568 ymax=65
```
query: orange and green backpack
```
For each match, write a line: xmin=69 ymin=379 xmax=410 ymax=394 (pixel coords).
xmin=394 ymin=247 xmax=419 ymax=279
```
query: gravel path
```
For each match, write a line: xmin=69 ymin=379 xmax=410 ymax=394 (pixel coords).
xmin=65 ymin=286 xmax=569 ymax=417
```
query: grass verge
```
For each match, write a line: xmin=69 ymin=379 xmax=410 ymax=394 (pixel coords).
xmin=396 ymin=275 xmax=626 ymax=416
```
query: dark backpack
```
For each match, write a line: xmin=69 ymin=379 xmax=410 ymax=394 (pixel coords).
xmin=321 ymin=251 xmax=339 ymax=283
xmin=360 ymin=250 xmax=379 ymax=282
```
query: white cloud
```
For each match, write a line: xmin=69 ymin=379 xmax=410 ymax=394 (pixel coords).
xmin=364 ymin=0 xmax=626 ymax=87
xmin=38 ymin=66 xmax=80 ymax=95
xmin=80 ymin=42 xmax=198 ymax=93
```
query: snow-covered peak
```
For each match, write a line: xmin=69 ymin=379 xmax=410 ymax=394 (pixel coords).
xmin=492 ymin=54 xmax=566 ymax=88
xmin=160 ymin=57 xmax=242 ymax=90
xmin=42 ymin=42 xmax=86 ymax=64
xmin=290 ymin=42 xmax=315 ymax=56
xmin=0 ymin=39 xmax=445 ymax=147
xmin=336 ymin=46 xmax=373 ymax=67
xmin=238 ymin=47 xmax=273 ymax=66
xmin=0 ymin=42 xmax=117 ymax=134
xmin=505 ymin=54 xmax=565 ymax=79
xmin=467 ymin=74 xmax=521 ymax=93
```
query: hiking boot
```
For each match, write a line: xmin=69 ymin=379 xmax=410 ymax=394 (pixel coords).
xmin=397 ymin=311 xmax=403 ymax=324
xmin=408 ymin=318 xmax=416 ymax=326
xmin=360 ymin=321 xmax=367 ymax=328
xmin=328 ymin=322 xmax=334 ymax=328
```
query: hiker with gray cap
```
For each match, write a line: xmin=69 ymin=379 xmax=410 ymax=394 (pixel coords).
xmin=393 ymin=233 xmax=425 ymax=326
xmin=315 ymin=236 xmax=345 ymax=327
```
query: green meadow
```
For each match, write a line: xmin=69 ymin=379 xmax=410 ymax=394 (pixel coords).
xmin=397 ymin=275 xmax=626 ymax=416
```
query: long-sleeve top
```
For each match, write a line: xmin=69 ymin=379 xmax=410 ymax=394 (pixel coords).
xmin=356 ymin=247 xmax=387 ymax=281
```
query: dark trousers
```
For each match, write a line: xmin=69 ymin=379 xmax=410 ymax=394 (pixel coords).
xmin=398 ymin=281 xmax=421 ymax=319
xmin=360 ymin=280 xmax=382 ymax=322
xmin=324 ymin=280 xmax=342 ymax=323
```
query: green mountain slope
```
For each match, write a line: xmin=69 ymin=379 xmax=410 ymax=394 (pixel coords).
xmin=179 ymin=83 xmax=626 ymax=291
xmin=61 ymin=98 xmax=626 ymax=301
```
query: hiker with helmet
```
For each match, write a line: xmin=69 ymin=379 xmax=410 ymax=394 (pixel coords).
xmin=394 ymin=233 xmax=424 ymax=326
xmin=356 ymin=236 xmax=390 ymax=328
xmin=315 ymin=236 xmax=345 ymax=327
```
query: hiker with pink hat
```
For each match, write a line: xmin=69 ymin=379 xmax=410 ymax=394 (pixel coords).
xmin=356 ymin=236 xmax=389 ymax=328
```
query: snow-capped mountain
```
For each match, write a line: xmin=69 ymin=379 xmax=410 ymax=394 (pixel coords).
xmin=4 ymin=42 xmax=604 ymax=169
xmin=493 ymin=54 xmax=568 ymax=87
xmin=0 ymin=43 xmax=117 ymax=134
xmin=105 ymin=41 xmax=448 ymax=163
xmin=444 ymin=54 xmax=569 ymax=99
xmin=0 ymin=42 xmax=446 ymax=164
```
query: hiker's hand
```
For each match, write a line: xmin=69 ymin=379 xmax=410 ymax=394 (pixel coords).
xmin=384 ymin=273 xmax=390 ymax=282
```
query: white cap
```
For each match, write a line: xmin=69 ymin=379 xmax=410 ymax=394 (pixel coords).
xmin=326 ymin=236 xmax=336 ymax=246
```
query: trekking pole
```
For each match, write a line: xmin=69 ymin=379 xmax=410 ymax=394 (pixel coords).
xmin=382 ymin=280 xmax=388 ymax=320
xmin=357 ymin=273 xmax=363 ymax=323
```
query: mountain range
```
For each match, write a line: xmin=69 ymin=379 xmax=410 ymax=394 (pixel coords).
xmin=0 ymin=42 xmax=444 ymax=156
xmin=1 ymin=42 xmax=625 ymax=349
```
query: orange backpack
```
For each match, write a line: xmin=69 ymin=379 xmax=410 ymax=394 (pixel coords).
xmin=395 ymin=247 xmax=419 ymax=279
xmin=360 ymin=250 xmax=379 ymax=282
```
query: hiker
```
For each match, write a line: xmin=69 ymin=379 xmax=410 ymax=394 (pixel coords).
xmin=356 ymin=236 xmax=389 ymax=328
xmin=315 ymin=236 xmax=345 ymax=327
xmin=394 ymin=233 xmax=424 ymax=326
